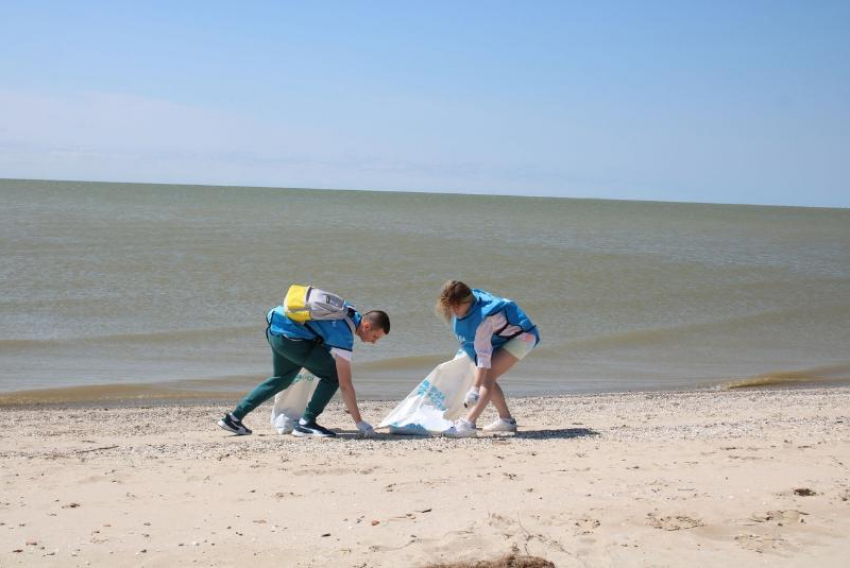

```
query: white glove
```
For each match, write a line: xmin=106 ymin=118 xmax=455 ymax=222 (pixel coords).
xmin=355 ymin=420 xmax=374 ymax=438
xmin=463 ymin=388 xmax=480 ymax=408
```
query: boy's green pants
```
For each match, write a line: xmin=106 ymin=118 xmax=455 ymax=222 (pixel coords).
xmin=233 ymin=331 xmax=339 ymax=422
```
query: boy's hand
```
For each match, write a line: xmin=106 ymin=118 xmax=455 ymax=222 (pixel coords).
xmin=356 ymin=420 xmax=374 ymax=438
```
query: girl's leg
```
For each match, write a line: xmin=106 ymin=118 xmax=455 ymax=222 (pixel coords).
xmin=487 ymin=382 xmax=511 ymax=420
xmin=487 ymin=348 xmax=524 ymax=418
xmin=467 ymin=348 xmax=519 ymax=424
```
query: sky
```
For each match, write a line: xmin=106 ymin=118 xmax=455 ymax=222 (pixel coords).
xmin=1 ymin=1 xmax=848 ymax=207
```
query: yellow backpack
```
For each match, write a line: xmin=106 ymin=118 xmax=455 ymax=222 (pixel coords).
xmin=283 ymin=285 xmax=350 ymax=323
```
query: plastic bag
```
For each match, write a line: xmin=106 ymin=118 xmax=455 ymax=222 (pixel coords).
xmin=270 ymin=371 xmax=319 ymax=434
xmin=378 ymin=354 xmax=475 ymax=435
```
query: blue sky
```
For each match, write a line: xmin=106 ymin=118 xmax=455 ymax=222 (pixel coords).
xmin=1 ymin=1 xmax=848 ymax=207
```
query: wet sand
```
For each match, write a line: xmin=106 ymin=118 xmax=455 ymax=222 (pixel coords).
xmin=2 ymin=388 xmax=849 ymax=567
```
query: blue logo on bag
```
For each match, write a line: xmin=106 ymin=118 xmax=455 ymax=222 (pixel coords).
xmin=414 ymin=379 xmax=447 ymax=411
xmin=291 ymin=373 xmax=315 ymax=385
xmin=389 ymin=423 xmax=429 ymax=435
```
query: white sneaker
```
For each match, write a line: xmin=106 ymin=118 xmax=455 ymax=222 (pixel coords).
xmin=463 ymin=388 xmax=480 ymax=408
xmin=483 ymin=417 xmax=517 ymax=433
xmin=443 ymin=418 xmax=477 ymax=438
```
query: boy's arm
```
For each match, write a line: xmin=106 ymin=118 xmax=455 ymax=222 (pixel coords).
xmin=335 ymin=357 xmax=370 ymax=429
xmin=336 ymin=357 xmax=375 ymax=436
xmin=335 ymin=357 xmax=360 ymax=423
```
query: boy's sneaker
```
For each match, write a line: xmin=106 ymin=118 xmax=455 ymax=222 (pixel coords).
xmin=443 ymin=418 xmax=477 ymax=438
xmin=292 ymin=418 xmax=337 ymax=438
xmin=483 ymin=417 xmax=517 ymax=433
xmin=463 ymin=388 xmax=480 ymax=408
xmin=218 ymin=413 xmax=252 ymax=435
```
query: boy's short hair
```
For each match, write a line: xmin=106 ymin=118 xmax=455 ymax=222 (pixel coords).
xmin=362 ymin=310 xmax=390 ymax=334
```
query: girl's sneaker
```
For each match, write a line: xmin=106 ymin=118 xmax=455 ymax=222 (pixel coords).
xmin=483 ymin=417 xmax=517 ymax=433
xmin=443 ymin=418 xmax=477 ymax=438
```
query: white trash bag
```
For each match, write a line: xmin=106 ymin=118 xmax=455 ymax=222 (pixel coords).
xmin=270 ymin=371 xmax=320 ymax=434
xmin=379 ymin=354 xmax=475 ymax=436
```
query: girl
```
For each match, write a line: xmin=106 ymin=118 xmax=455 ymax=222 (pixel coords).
xmin=436 ymin=280 xmax=540 ymax=437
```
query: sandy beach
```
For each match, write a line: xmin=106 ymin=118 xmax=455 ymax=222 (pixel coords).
xmin=2 ymin=388 xmax=849 ymax=567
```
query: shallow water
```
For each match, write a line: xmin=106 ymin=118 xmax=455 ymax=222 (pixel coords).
xmin=1 ymin=179 xmax=848 ymax=402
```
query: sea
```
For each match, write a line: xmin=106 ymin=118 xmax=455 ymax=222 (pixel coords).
xmin=1 ymin=179 xmax=849 ymax=405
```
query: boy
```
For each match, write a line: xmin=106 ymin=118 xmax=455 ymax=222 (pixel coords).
xmin=218 ymin=289 xmax=390 ymax=437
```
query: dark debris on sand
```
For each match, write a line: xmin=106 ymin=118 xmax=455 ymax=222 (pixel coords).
xmin=422 ymin=552 xmax=555 ymax=568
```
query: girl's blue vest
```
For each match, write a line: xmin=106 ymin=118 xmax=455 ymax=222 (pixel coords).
xmin=453 ymin=289 xmax=539 ymax=364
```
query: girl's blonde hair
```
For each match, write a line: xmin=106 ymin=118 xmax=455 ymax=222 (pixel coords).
xmin=436 ymin=280 xmax=475 ymax=322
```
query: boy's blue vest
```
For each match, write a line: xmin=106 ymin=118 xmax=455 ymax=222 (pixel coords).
xmin=453 ymin=289 xmax=539 ymax=364
xmin=267 ymin=306 xmax=361 ymax=352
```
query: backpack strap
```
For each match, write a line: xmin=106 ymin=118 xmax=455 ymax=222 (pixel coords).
xmin=343 ymin=307 xmax=357 ymax=336
xmin=303 ymin=307 xmax=358 ymax=346
xmin=302 ymin=321 xmax=323 ymax=344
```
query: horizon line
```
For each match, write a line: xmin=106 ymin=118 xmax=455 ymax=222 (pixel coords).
xmin=2 ymin=176 xmax=846 ymax=211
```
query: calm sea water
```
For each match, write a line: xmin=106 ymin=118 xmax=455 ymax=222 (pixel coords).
xmin=1 ymin=179 xmax=849 ymax=403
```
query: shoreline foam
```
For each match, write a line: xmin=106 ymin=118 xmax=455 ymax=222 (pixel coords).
xmin=3 ymin=366 xmax=850 ymax=409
